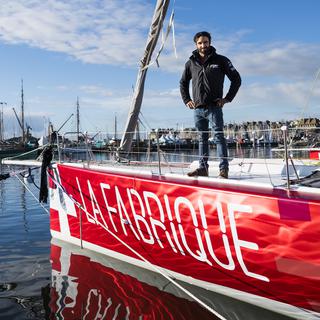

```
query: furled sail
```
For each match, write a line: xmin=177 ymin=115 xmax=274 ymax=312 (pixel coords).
xmin=118 ymin=0 xmax=170 ymax=156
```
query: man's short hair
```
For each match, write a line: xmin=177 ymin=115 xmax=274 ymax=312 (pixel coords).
xmin=193 ymin=31 xmax=211 ymax=43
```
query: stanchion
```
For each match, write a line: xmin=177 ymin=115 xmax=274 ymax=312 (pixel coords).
xmin=281 ymin=125 xmax=290 ymax=189
xmin=156 ymin=129 xmax=162 ymax=176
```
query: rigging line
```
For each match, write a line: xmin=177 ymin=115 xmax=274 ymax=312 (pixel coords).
xmin=139 ymin=111 xmax=153 ymax=131
xmin=48 ymin=170 xmax=227 ymax=320
xmin=19 ymin=171 xmax=40 ymax=190
xmin=14 ymin=174 xmax=49 ymax=215
xmin=137 ymin=118 xmax=147 ymax=131
xmin=263 ymin=155 xmax=276 ymax=187
xmin=36 ymin=143 xmax=53 ymax=161
xmin=2 ymin=145 xmax=42 ymax=161
xmin=136 ymin=118 xmax=151 ymax=138
xmin=289 ymin=67 xmax=320 ymax=147
xmin=1 ymin=166 xmax=39 ymax=181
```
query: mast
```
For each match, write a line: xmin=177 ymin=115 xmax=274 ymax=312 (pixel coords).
xmin=0 ymin=102 xmax=6 ymax=141
xmin=136 ymin=120 xmax=140 ymax=148
xmin=76 ymin=97 xmax=80 ymax=142
xmin=118 ymin=0 xmax=170 ymax=155
xmin=12 ymin=107 xmax=24 ymax=135
xmin=114 ymin=113 xmax=117 ymax=141
xmin=0 ymin=108 xmax=2 ymax=141
xmin=21 ymin=79 xmax=25 ymax=144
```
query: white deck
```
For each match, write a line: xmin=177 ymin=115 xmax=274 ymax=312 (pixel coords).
xmin=2 ymin=157 xmax=319 ymax=197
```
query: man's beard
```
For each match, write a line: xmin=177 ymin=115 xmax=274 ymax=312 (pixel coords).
xmin=199 ymin=47 xmax=209 ymax=56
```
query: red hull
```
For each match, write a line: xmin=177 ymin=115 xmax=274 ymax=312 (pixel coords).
xmin=310 ymin=150 xmax=320 ymax=160
xmin=49 ymin=164 xmax=320 ymax=317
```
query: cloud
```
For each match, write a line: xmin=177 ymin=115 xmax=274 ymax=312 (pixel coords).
xmin=234 ymin=42 xmax=320 ymax=79
xmin=1 ymin=0 xmax=320 ymax=136
xmin=1 ymin=0 xmax=320 ymax=81
xmin=224 ymin=79 xmax=320 ymax=122
xmin=80 ymin=85 xmax=113 ymax=97
xmin=0 ymin=0 xmax=153 ymax=65
xmin=143 ymin=33 xmax=320 ymax=87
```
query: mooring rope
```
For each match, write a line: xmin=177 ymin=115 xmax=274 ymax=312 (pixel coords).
xmin=0 ymin=167 xmax=39 ymax=181
xmin=14 ymin=174 xmax=50 ymax=215
xmin=2 ymin=144 xmax=43 ymax=161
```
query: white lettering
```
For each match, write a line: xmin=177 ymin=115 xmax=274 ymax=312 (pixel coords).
xmin=164 ymin=195 xmax=185 ymax=255
xmin=87 ymin=180 xmax=102 ymax=226
xmin=128 ymin=189 xmax=154 ymax=244
xmin=174 ymin=197 xmax=209 ymax=263
xmin=76 ymin=177 xmax=93 ymax=223
xmin=228 ymin=203 xmax=269 ymax=282
xmin=100 ymin=183 xmax=118 ymax=232
xmin=199 ymin=200 xmax=235 ymax=270
xmin=115 ymin=186 xmax=140 ymax=240
xmin=74 ymin=176 xmax=268 ymax=283
xmin=143 ymin=191 xmax=178 ymax=252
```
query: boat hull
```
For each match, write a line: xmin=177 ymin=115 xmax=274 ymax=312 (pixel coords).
xmin=310 ymin=149 xmax=320 ymax=160
xmin=49 ymin=163 xmax=320 ymax=319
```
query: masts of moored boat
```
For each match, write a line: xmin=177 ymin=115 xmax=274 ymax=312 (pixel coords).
xmin=21 ymin=79 xmax=25 ymax=144
xmin=0 ymin=109 xmax=2 ymax=142
xmin=114 ymin=113 xmax=117 ymax=141
xmin=12 ymin=106 xmax=25 ymax=144
xmin=76 ymin=97 xmax=80 ymax=143
xmin=0 ymin=102 xmax=6 ymax=141
xmin=12 ymin=80 xmax=26 ymax=145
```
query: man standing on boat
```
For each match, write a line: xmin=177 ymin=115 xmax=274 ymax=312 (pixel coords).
xmin=180 ymin=31 xmax=241 ymax=178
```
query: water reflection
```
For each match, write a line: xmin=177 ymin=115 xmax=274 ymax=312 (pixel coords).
xmin=49 ymin=239 xmax=292 ymax=320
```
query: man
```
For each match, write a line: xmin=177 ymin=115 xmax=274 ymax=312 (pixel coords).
xmin=180 ymin=31 xmax=241 ymax=178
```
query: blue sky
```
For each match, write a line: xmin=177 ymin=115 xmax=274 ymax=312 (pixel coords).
xmin=0 ymin=0 xmax=319 ymax=138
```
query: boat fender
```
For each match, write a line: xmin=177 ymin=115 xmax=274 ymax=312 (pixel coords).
xmin=0 ymin=173 xmax=10 ymax=181
xmin=23 ymin=168 xmax=34 ymax=184
xmin=20 ymin=167 xmax=40 ymax=189
xmin=39 ymin=145 xmax=53 ymax=203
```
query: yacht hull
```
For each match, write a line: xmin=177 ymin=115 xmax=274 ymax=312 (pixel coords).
xmin=49 ymin=163 xmax=320 ymax=319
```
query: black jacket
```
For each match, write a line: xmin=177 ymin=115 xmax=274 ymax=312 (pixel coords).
xmin=180 ymin=46 xmax=241 ymax=107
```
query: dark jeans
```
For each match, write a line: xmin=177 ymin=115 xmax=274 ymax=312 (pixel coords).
xmin=194 ymin=105 xmax=228 ymax=170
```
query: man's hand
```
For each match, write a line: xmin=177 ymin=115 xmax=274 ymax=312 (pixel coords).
xmin=186 ymin=100 xmax=195 ymax=109
xmin=216 ymin=98 xmax=229 ymax=107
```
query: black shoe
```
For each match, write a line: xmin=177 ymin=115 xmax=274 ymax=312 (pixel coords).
xmin=218 ymin=168 xmax=229 ymax=179
xmin=187 ymin=167 xmax=208 ymax=177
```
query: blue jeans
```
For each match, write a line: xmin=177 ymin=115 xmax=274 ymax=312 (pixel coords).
xmin=194 ymin=106 xmax=228 ymax=170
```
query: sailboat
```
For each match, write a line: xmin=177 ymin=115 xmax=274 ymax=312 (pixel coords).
xmin=56 ymin=97 xmax=94 ymax=161
xmin=0 ymin=81 xmax=38 ymax=159
xmin=2 ymin=1 xmax=320 ymax=319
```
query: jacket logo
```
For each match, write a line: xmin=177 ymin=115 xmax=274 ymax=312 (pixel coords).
xmin=228 ymin=61 xmax=236 ymax=71
xmin=210 ymin=64 xmax=219 ymax=69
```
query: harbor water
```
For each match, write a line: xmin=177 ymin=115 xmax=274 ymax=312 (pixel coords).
xmin=0 ymin=148 xmax=304 ymax=319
